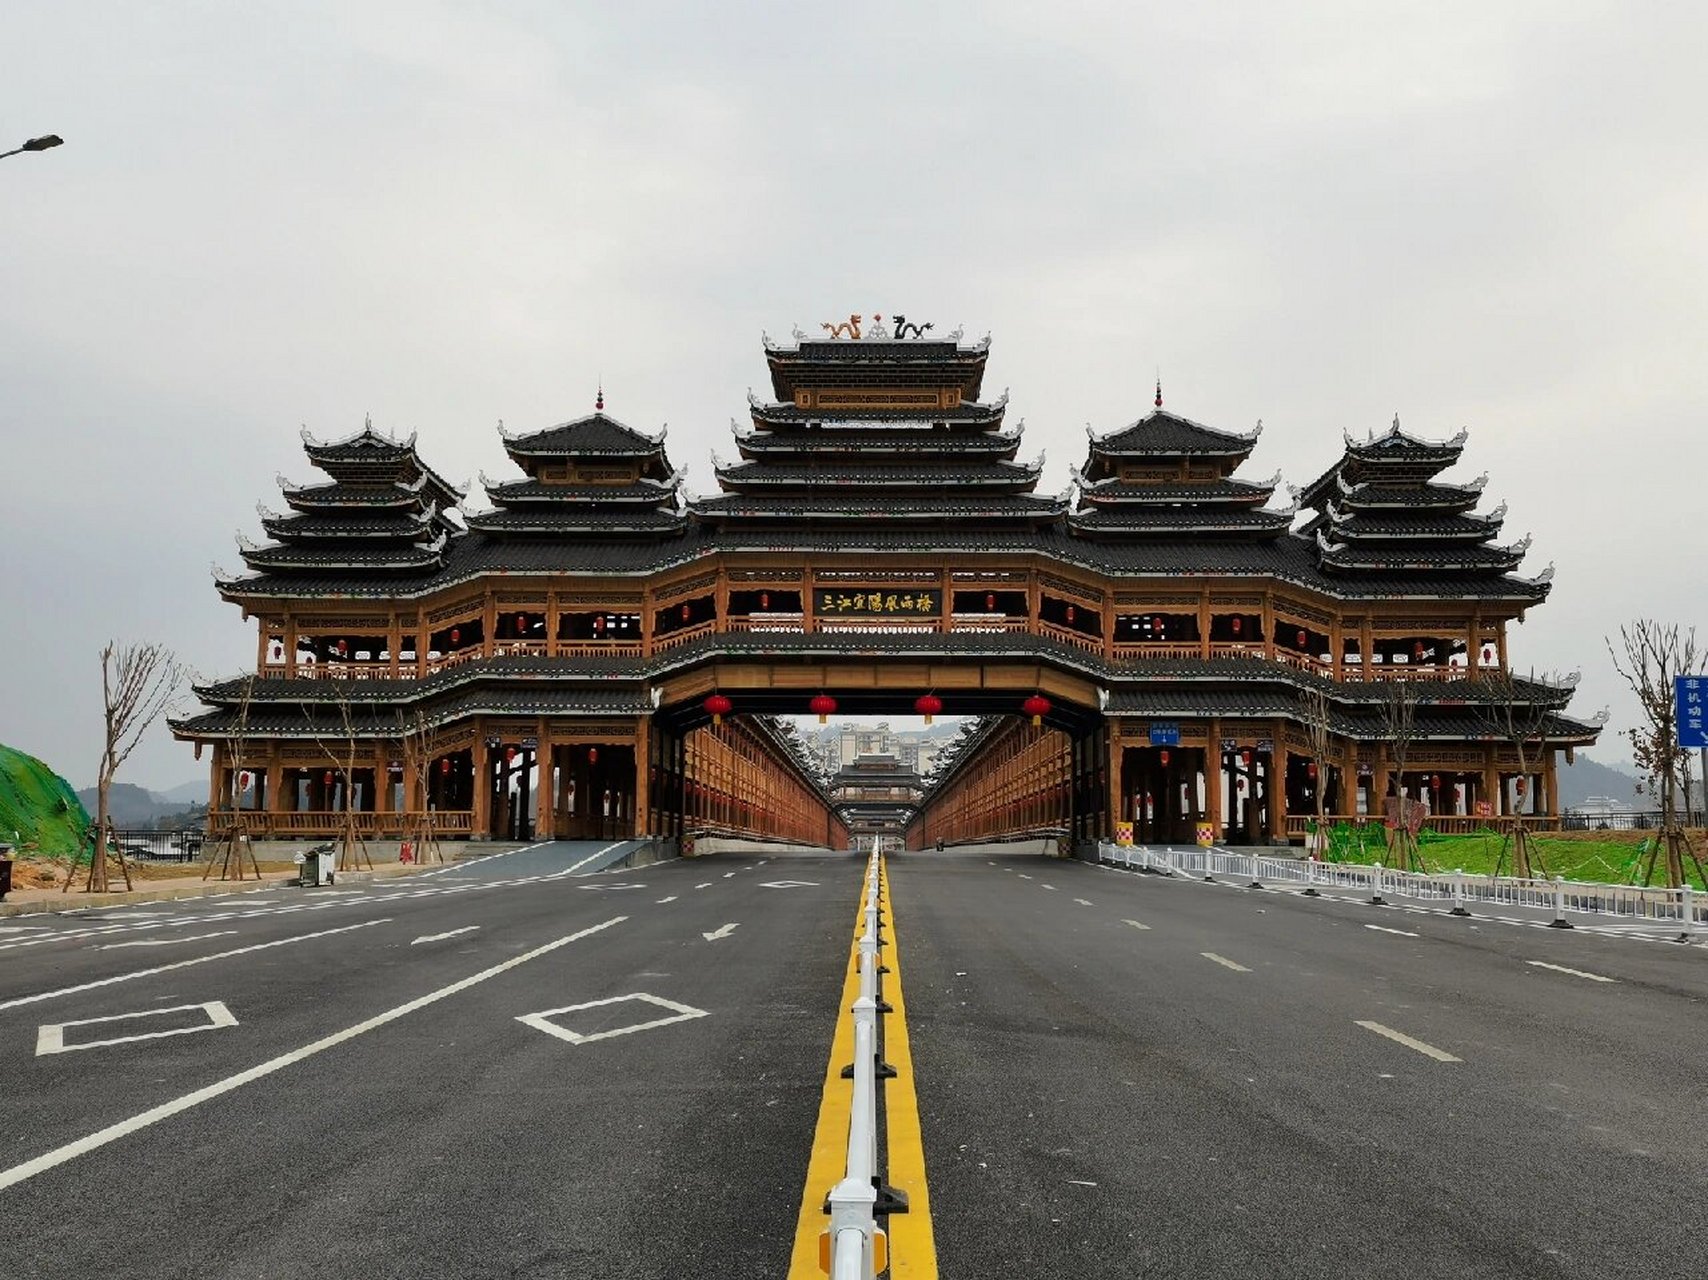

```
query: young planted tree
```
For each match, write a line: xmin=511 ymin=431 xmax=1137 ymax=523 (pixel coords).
xmin=396 ymin=707 xmax=445 ymax=865
xmin=1475 ymin=669 xmax=1559 ymax=880
xmin=202 ymin=673 xmax=264 ymax=882
xmin=1605 ymin=621 xmax=1705 ymax=888
xmin=73 ymin=641 xmax=186 ymax=894
xmin=1301 ymin=685 xmax=1333 ymax=860
xmin=301 ymin=683 xmax=374 ymax=873
xmin=1379 ymin=677 xmax=1423 ymax=871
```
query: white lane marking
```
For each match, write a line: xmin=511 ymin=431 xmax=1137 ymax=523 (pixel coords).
xmin=0 ymin=926 xmax=50 ymax=935
xmin=1066 ymin=1179 xmax=1098 ymax=1187
xmin=759 ymin=880 xmax=819 ymax=889
xmin=517 ymin=991 xmax=708 ymax=1046
xmin=694 ymin=882 xmax=713 ymax=890
xmin=0 ymin=918 xmax=627 ymax=1191
xmin=702 ymin=922 xmax=740 ymax=942
xmin=1122 ymin=919 xmax=1151 ymax=931
xmin=1018 ymin=874 xmax=1034 ymax=880
xmin=1041 ymin=884 xmax=1058 ymax=891
xmin=1355 ymin=1020 xmax=1462 ymax=1062
xmin=576 ymin=883 xmax=645 ymax=892
xmin=1074 ymin=898 xmax=1093 ymax=906
xmin=100 ymin=931 xmax=239 ymax=950
xmin=656 ymin=896 xmax=678 ymax=904
xmin=723 ymin=872 xmax=736 ymax=879
xmin=1201 ymin=952 xmax=1251 ymax=972
xmin=411 ymin=926 xmax=480 ymax=946
xmin=1365 ymin=924 xmax=1420 ymax=937
xmin=1527 ymin=960 xmax=1617 ymax=983
xmin=0 ymin=919 xmax=392 ymax=1012
xmin=37 ymin=1002 xmax=238 ymax=1056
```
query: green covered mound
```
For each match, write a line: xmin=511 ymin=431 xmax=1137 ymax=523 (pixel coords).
xmin=0 ymin=744 xmax=90 ymax=857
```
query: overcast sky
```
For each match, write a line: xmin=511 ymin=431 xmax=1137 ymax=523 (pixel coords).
xmin=4 ymin=1 xmax=1704 ymax=791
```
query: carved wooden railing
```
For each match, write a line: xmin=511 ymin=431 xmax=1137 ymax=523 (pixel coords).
xmin=1111 ymin=642 xmax=1206 ymax=661
xmin=653 ymin=620 xmax=717 ymax=651
xmin=1283 ymin=814 xmax=1557 ymax=838
xmin=1036 ymin=621 xmax=1104 ymax=654
xmin=226 ymin=810 xmax=475 ymax=838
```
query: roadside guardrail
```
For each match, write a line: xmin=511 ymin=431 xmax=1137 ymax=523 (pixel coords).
xmin=1098 ymin=843 xmax=1704 ymax=940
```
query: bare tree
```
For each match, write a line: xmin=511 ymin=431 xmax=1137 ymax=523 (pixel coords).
xmin=1606 ymin=621 xmax=1705 ymax=888
xmin=1475 ymin=669 xmax=1557 ymax=880
xmin=301 ymin=684 xmax=374 ymax=873
xmin=1379 ymin=678 xmax=1423 ymax=871
xmin=396 ymin=707 xmax=445 ymax=865
xmin=72 ymin=642 xmax=186 ymax=894
xmin=202 ymin=673 xmax=264 ymax=882
xmin=1301 ymin=685 xmax=1333 ymax=860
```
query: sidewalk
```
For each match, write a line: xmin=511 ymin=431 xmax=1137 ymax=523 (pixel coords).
xmin=0 ymin=858 xmax=443 ymax=918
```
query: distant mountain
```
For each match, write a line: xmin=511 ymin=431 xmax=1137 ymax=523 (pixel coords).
xmin=156 ymin=780 xmax=209 ymax=805
xmin=1557 ymin=754 xmax=1643 ymax=811
xmin=75 ymin=782 xmax=180 ymax=827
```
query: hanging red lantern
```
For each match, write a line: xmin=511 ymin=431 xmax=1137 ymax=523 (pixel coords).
xmin=439 ymin=758 xmax=451 ymax=776
xmin=760 ymin=591 xmax=771 ymax=610
xmin=1065 ymin=604 xmax=1077 ymax=624
xmin=322 ymin=770 xmax=334 ymax=786
xmin=1515 ymin=778 xmax=1528 ymax=796
xmin=809 ymin=694 xmax=838 ymax=724
xmin=1021 ymin=694 xmax=1051 ymax=727
xmin=704 ymin=693 xmax=733 ymax=725
xmin=238 ymin=770 xmax=252 ymax=790
xmin=680 ymin=603 xmax=691 ymax=622
xmin=1431 ymin=774 xmax=1442 ymax=791
xmin=1232 ymin=617 xmax=1243 ymax=635
xmin=1414 ymin=641 xmax=1426 ymax=660
xmin=1482 ymin=645 xmax=1494 ymax=663
xmin=593 ymin=614 xmax=606 ymax=632
xmin=1240 ymin=748 xmax=1252 ymax=766
xmin=914 ymin=693 xmax=943 ymax=724
xmin=450 ymin=627 xmax=461 ymax=645
xmin=336 ymin=638 xmax=348 ymax=655
xmin=587 ymin=746 xmax=598 ymax=764
xmin=1158 ymin=748 xmax=1170 ymax=767
xmin=1297 ymin=629 xmax=1308 ymax=648
xmin=504 ymin=746 xmax=516 ymax=763
xmin=1306 ymin=761 xmax=1318 ymax=780
xmin=515 ymin=612 xmax=527 ymax=631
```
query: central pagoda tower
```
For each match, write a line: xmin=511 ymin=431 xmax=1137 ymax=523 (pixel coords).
xmin=694 ymin=319 xmax=1064 ymax=527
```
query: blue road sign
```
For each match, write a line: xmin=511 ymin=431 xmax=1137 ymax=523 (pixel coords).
xmin=1149 ymin=722 xmax=1181 ymax=746
xmin=1677 ymin=675 xmax=1708 ymax=749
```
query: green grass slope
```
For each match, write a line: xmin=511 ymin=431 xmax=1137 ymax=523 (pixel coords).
xmin=0 ymin=744 xmax=90 ymax=857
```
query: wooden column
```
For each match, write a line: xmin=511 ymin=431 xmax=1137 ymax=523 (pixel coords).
xmin=536 ymin=723 xmax=554 ymax=839
xmin=1261 ymin=591 xmax=1276 ymax=660
xmin=1467 ymin=613 xmax=1482 ymax=681
xmin=1330 ymin=617 xmax=1344 ymax=679
xmin=1543 ymin=749 xmax=1558 ymax=820
xmin=633 ymin=717 xmax=651 ymax=837
xmin=1482 ymin=747 xmax=1499 ymax=820
xmin=284 ymin=615 xmax=299 ymax=677
xmin=414 ymin=608 xmax=427 ymax=677
xmin=939 ymin=569 xmax=952 ymax=635
xmin=547 ymin=593 xmax=561 ymax=658
xmin=1206 ymin=718 xmax=1223 ymax=836
xmin=1359 ymin=617 xmax=1374 ymax=675
xmin=1198 ymin=589 xmax=1212 ymax=659
xmin=388 ymin=614 xmax=402 ymax=677
xmin=482 ymin=591 xmax=497 ymax=658
xmin=471 ymin=736 xmax=491 ymax=838
xmin=265 ymin=759 xmax=284 ymax=818
xmin=1268 ymin=718 xmax=1286 ymax=840
xmin=715 ymin=568 xmax=730 ymax=633
xmin=1496 ymin=622 xmax=1509 ymax=672
xmin=1106 ymin=722 xmax=1124 ymax=835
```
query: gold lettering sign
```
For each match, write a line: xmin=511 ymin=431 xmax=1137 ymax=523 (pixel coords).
xmin=817 ymin=588 xmax=939 ymax=617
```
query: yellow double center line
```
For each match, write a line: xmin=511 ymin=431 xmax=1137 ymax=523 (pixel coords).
xmin=787 ymin=858 xmax=937 ymax=1277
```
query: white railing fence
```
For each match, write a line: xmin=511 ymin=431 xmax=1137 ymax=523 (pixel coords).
xmin=825 ymin=853 xmax=898 ymax=1280
xmin=1097 ymin=843 xmax=1705 ymax=938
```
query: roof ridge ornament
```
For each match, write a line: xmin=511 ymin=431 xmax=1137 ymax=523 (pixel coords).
xmin=1488 ymin=499 xmax=1508 ymax=520
xmin=1155 ymin=377 xmax=1163 ymax=410
xmin=1258 ymin=468 xmax=1282 ymax=487
xmin=892 ymin=315 xmax=932 ymax=340
xmin=1450 ymin=426 xmax=1469 ymax=446
xmin=1468 ymin=472 xmax=1489 ymax=492
xmin=948 ymin=324 xmax=964 ymax=342
xmin=255 ymin=501 xmax=279 ymax=521
xmin=790 ymin=323 xmax=806 ymax=342
xmin=867 ymin=314 xmax=891 ymax=340
xmin=978 ymin=331 xmax=992 ymax=350
xmin=1246 ymin=418 xmax=1264 ymax=442
xmin=821 ymin=313 xmax=862 ymax=339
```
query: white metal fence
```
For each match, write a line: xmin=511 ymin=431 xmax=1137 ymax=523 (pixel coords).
xmin=1097 ymin=843 xmax=1704 ymax=938
xmin=827 ymin=852 xmax=895 ymax=1279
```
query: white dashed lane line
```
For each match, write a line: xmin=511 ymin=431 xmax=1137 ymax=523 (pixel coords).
xmin=1200 ymin=952 xmax=1250 ymax=973
xmin=1527 ymin=960 xmax=1616 ymax=983
xmin=1365 ymin=924 xmax=1419 ymax=937
xmin=1355 ymin=1020 xmax=1462 ymax=1063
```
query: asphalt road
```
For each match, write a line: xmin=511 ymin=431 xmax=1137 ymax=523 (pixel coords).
xmin=0 ymin=843 xmax=864 ymax=1279
xmin=892 ymin=844 xmax=1708 ymax=1280
xmin=4 ymin=840 xmax=1705 ymax=1278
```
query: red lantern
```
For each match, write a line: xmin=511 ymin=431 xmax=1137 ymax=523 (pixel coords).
xmin=1297 ymin=629 xmax=1308 ymax=648
xmin=1431 ymin=774 xmax=1441 ymax=791
xmin=985 ymin=592 xmax=997 ymax=611
xmin=322 ymin=770 xmax=334 ymax=786
xmin=587 ymin=746 xmax=598 ymax=764
xmin=914 ymin=693 xmax=943 ymax=724
xmin=515 ymin=612 xmax=526 ymax=631
xmin=680 ymin=604 xmax=691 ymax=622
xmin=1306 ymin=761 xmax=1318 ymax=780
xmin=809 ymin=694 xmax=838 ymax=725
xmin=1240 ymin=748 xmax=1252 ymax=766
xmin=1515 ymin=778 xmax=1528 ymax=796
xmin=238 ymin=770 xmax=252 ymax=790
xmin=594 ymin=615 xmax=606 ymax=632
xmin=336 ymin=638 xmax=348 ymax=655
xmin=1232 ymin=617 xmax=1243 ymax=635
xmin=439 ymin=758 xmax=451 ymax=776
xmin=1065 ymin=604 xmax=1077 ymax=624
xmin=1158 ymin=749 xmax=1170 ymax=767
xmin=1482 ymin=645 xmax=1494 ymax=663
xmin=705 ymin=693 xmax=733 ymax=725
xmin=1414 ymin=642 xmax=1426 ymax=660
xmin=450 ymin=627 xmax=461 ymax=644
xmin=1021 ymin=694 xmax=1051 ymax=727
xmin=760 ymin=591 xmax=771 ymax=610
xmin=504 ymin=746 xmax=516 ymax=763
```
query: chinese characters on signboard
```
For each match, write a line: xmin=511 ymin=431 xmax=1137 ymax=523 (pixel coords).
xmin=1678 ymin=676 xmax=1708 ymax=749
xmin=817 ymin=589 xmax=939 ymax=616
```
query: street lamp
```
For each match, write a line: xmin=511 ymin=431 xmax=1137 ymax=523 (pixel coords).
xmin=0 ymin=135 xmax=64 ymax=161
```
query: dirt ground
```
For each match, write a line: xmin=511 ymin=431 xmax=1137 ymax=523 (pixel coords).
xmin=6 ymin=853 xmax=303 ymax=891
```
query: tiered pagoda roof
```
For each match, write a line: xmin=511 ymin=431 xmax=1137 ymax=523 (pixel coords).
xmin=1299 ymin=417 xmax=1545 ymax=583
xmin=1070 ymin=402 xmax=1294 ymax=538
xmin=238 ymin=423 xmax=463 ymax=576
xmin=465 ymin=407 xmax=685 ymax=536
xmin=693 ymin=321 xmax=1065 ymax=526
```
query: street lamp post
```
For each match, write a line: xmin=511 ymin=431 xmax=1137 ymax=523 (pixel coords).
xmin=0 ymin=135 xmax=64 ymax=161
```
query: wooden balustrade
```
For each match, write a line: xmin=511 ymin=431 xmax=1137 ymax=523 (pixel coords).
xmin=1036 ymin=620 xmax=1104 ymax=654
xmin=1282 ymin=813 xmax=1557 ymax=837
xmin=227 ymin=810 xmax=474 ymax=838
xmin=1111 ymin=642 xmax=1205 ymax=661
xmin=653 ymin=620 xmax=717 ymax=651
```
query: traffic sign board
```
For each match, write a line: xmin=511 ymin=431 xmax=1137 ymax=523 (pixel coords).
xmin=1149 ymin=722 xmax=1180 ymax=746
xmin=1678 ymin=676 xmax=1708 ymax=748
